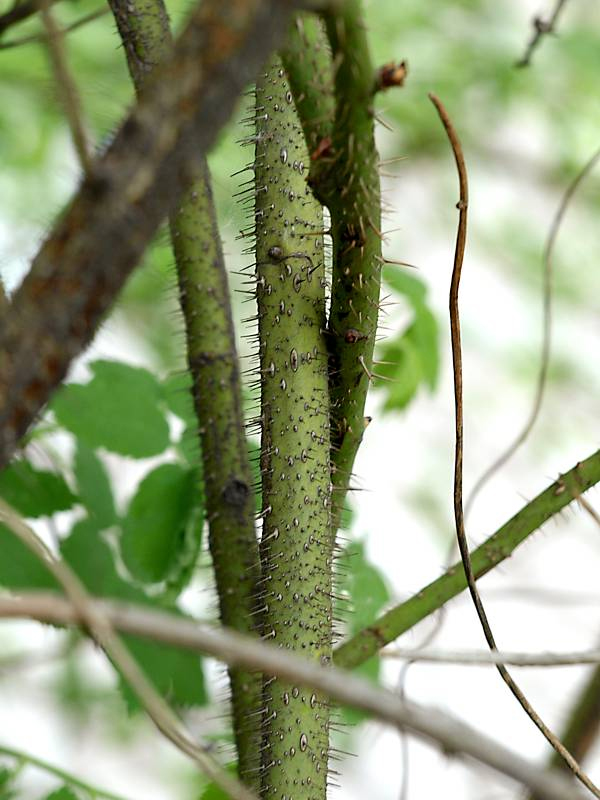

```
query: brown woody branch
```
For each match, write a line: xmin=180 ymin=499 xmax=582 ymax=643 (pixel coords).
xmin=0 ymin=0 xmax=305 ymax=471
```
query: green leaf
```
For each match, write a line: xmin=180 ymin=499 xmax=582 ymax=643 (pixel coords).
xmin=61 ymin=518 xmax=138 ymax=600
xmin=42 ymin=786 xmax=79 ymax=800
xmin=162 ymin=372 xmax=196 ymax=427
xmin=198 ymin=764 xmax=238 ymax=800
xmin=120 ymin=633 xmax=207 ymax=712
xmin=337 ymin=542 xmax=389 ymax=726
xmin=74 ymin=444 xmax=117 ymax=528
xmin=383 ymin=267 xmax=427 ymax=306
xmin=60 ymin=517 xmax=207 ymax=712
xmin=0 ymin=765 xmax=18 ymax=800
xmin=0 ymin=523 xmax=58 ymax=591
xmin=0 ymin=460 xmax=76 ymax=518
xmin=51 ymin=360 xmax=170 ymax=458
xmin=343 ymin=541 xmax=390 ymax=634
xmin=406 ymin=306 xmax=439 ymax=390
xmin=376 ymin=336 xmax=422 ymax=411
xmin=121 ymin=464 xmax=199 ymax=583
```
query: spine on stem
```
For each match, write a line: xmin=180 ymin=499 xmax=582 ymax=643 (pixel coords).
xmin=254 ymin=56 xmax=333 ymax=799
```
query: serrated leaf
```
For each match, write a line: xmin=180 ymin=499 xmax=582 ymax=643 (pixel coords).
xmin=0 ymin=522 xmax=59 ymax=591
xmin=74 ymin=444 xmax=116 ymax=528
xmin=43 ymin=786 xmax=79 ymax=800
xmin=0 ymin=765 xmax=18 ymax=800
xmin=0 ymin=460 xmax=76 ymax=518
xmin=51 ymin=360 xmax=170 ymax=458
xmin=119 ymin=633 xmax=207 ymax=712
xmin=121 ymin=464 xmax=199 ymax=583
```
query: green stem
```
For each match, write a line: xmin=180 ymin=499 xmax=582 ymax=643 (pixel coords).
xmin=320 ymin=0 xmax=382 ymax=529
xmin=280 ymin=13 xmax=334 ymax=158
xmin=0 ymin=743 xmax=130 ymax=800
xmin=255 ymin=55 xmax=332 ymax=799
xmin=107 ymin=0 xmax=261 ymax=783
xmin=334 ymin=448 xmax=600 ymax=669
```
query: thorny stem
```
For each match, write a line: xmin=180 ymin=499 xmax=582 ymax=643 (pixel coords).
xmin=320 ymin=0 xmax=382 ymax=531
xmin=333 ymin=447 xmax=600 ymax=669
xmin=106 ymin=0 xmax=261 ymax=783
xmin=255 ymin=54 xmax=332 ymax=799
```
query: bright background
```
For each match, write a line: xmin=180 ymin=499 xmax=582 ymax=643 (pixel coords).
xmin=0 ymin=0 xmax=599 ymax=798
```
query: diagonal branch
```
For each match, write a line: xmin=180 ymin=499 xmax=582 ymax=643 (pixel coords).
xmin=333 ymin=447 xmax=600 ymax=669
xmin=0 ymin=0 xmax=305 ymax=472
xmin=0 ymin=590 xmax=587 ymax=800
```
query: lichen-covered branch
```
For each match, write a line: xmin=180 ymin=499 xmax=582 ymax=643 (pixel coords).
xmin=255 ymin=56 xmax=332 ymax=799
xmin=334 ymin=448 xmax=600 ymax=669
xmin=0 ymin=0 xmax=303 ymax=471
xmin=107 ymin=0 xmax=261 ymax=782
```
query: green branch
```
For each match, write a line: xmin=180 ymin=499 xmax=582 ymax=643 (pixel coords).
xmin=334 ymin=448 xmax=600 ymax=669
xmin=280 ymin=13 xmax=334 ymax=158
xmin=255 ymin=54 xmax=332 ymax=799
xmin=0 ymin=743 xmax=130 ymax=800
xmin=320 ymin=0 xmax=382 ymax=528
xmin=107 ymin=0 xmax=261 ymax=783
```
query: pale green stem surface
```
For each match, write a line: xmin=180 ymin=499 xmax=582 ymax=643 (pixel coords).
xmin=334 ymin=448 xmax=600 ymax=669
xmin=255 ymin=56 xmax=332 ymax=800
xmin=107 ymin=0 xmax=261 ymax=782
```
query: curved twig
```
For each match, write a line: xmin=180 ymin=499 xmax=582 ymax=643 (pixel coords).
xmin=430 ymin=92 xmax=600 ymax=799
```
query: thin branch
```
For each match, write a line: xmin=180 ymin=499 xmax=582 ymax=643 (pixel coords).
xmin=382 ymin=647 xmax=600 ymax=668
xmin=40 ymin=0 xmax=93 ymax=174
xmin=0 ymin=743 xmax=131 ymax=800
xmin=333 ymin=448 xmax=600 ymax=669
xmin=517 ymin=0 xmax=572 ymax=68
xmin=0 ymin=0 xmax=305 ymax=472
xmin=0 ymin=592 xmax=588 ymax=800
xmin=465 ymin=146 xmax=600 ymax=518
xmin=430 ymin=92 xmax=600 ymax=799
xmin=0 ymin=0 xmax=58 ymax=36
xmin=0 ymin=500 xmax=257 ymax=800
xmin=0 ymin=8 xmax=108 ymax=50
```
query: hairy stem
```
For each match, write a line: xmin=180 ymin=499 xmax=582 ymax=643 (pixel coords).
xmin=107 ymin=0 xmax=261 ymax=782
xmin=334 ymin=449 xmax=600 ymax=669
xmin=255 ymin=55 xmax=332 ymax=799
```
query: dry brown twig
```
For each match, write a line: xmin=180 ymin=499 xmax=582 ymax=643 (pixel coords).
xmin=0 ymin=7 xmax=108 ymax=50
xmin=517 ymin=0 xmax=572 ymax=68
xmin=429 ymin=91 xmax=600 ymax=799
xmin=39 ymin=0 xmax=92 ymax=174
xmin=0 ymin=499 xmax=257 ymax=800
